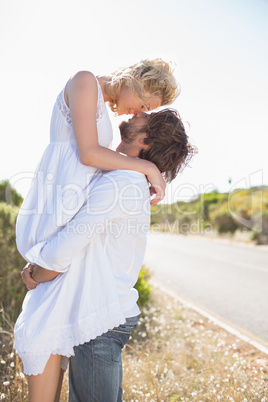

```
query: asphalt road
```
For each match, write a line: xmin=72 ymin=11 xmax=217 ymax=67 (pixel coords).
xmin=143 ymin=232 xmax=268 ymax=343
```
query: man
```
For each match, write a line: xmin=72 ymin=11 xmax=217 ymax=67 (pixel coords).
xmin=21 ymin=109 xmax=196 ymax=401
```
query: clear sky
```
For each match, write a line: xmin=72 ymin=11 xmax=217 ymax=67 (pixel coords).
xmin=0 ymin=0 xmax=267 ymax=203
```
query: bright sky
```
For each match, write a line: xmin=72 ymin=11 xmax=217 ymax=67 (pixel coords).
xmin=0 ymin=0 xmax=267 ymax=203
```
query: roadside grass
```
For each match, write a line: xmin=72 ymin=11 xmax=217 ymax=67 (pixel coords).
xmin=0 ymin=308 xmax=28 ymax=401
xmin=1 ymin=286 xmax=268 ymax=401
xmin=121 ymin=286 xmax=268 ymax=401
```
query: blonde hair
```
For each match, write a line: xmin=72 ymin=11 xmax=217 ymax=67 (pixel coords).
xmin=104 ymin=58 xmax=180 ymax=113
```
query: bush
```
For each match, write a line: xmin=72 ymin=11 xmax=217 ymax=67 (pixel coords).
xmin=0 ymin=180 xmax=23 ymax=207
xmin=214 ymin=213 xmax=239 ymax=234
xmin=134 ymin=267 xmax=151 ymax=307
xmin=0 ymin=202 xmax=26 ymax=323
xmin=251 ymin=210 xmax=268 ymax=244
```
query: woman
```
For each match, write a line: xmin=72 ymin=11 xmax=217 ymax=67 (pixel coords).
xmin=14 ymin=59 xmax=179 ymax=400
xmin=16 ymin=58 xmax=178 ymax=259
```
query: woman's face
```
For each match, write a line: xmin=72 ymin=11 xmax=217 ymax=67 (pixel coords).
xmin=116 ymin=84 xmax=161 ymax=116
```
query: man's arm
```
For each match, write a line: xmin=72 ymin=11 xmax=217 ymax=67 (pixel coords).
xmin=21 ymin=263 xmax=59 ymax=290
xmin=31 ymin=264 xmax=60 ymax=282
xmin=25 ymin=173 xmax=148 ymax=273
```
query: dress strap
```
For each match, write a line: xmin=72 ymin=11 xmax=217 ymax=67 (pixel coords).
xmin=96 ymin=79 xmax=105 ymax=122
xmin=56 ymin=90 xmax=72 ymax=126
xmin=56 ymin=76 xmax=105 ymax=125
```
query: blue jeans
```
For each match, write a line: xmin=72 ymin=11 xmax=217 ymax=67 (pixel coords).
xmin=69 ymin=316 xmax=138 ymax=402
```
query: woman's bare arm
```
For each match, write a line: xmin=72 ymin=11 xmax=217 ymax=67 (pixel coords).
xmin=66 ymin=72 xmax=165 ymax=204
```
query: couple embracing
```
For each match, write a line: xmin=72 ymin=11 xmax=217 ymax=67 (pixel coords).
xmin=14 ymin=58 xmax=195 ymax=401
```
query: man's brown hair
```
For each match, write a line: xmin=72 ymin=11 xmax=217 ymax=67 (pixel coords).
xmin=139 ymin=109 xmax=197 ymax=182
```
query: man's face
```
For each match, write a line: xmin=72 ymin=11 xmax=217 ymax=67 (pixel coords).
xmin=116 ymin=113 xmax=149 ymax=157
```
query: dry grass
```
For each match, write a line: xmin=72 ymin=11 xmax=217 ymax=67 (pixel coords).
xmin=122 ymin=287 xmax=268 ymax=401
xmin=0 ymin=308 xmax=28 ymax=401
xmin=1 ymin=287 xmax=268 ymax=401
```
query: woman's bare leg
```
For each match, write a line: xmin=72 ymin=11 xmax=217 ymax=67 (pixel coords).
xmin=27 ymin=354 xmax=62 ymax=402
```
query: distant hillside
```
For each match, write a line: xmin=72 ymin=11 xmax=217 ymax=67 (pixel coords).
xmin=150 ymin=186 xmax=268 ymax=245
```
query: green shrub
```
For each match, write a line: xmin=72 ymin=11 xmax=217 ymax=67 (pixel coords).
xmin=0 ymin=180 xmax=23 ymax=207
xmin=251 ymin=210 xmax=268 ymax=244
xmin=213 ymin=213 xmax=239 ymax=234
xmin=0 ymin=202 xmax=26 ymax=323
xmin=134 ymin=267 xmax=151 ymax=307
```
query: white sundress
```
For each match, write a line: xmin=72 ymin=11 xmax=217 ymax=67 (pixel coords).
xmin=14 ymin=77 xmax=126 ymax=375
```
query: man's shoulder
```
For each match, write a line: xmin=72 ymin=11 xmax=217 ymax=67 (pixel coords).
xmin=104 ymin=169 xmax=146 ymax=181
xmin=91 ymin=170 xmax=150 ymax=200
xmin=97 ymin=169 xmax=147 ymax=186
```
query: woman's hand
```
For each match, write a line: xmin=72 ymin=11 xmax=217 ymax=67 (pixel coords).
xmin=146 ymin=166 xmax=166 ymax=205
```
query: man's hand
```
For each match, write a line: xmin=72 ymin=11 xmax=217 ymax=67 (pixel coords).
xmin=21 ymin=263 xmax=60 ymax=290
xmin=21 ymin=263 xmax=39 ymax=290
